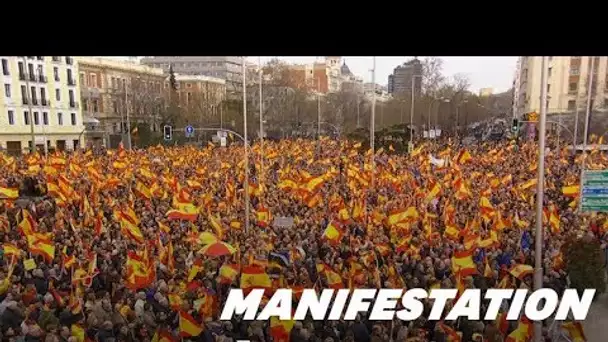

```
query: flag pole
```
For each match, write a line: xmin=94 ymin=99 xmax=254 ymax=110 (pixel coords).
xmin=533 ymin=56 xmax=549 ymax=342
xmin=242 ymin=57 xmax=250 ymax=234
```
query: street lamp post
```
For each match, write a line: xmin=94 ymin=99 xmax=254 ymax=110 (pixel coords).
xmin=533 ymin=56 xmax=549 ymax=342
xmin=258 ymin=57 xmax=264 ymax=183
xmin=242 ymin=57 xmax=250 ymax=233
xmin=22 ymin=57 xmax=36 ymax=154
xmin=409 ymin=75 xmax=421 ymax=144
xmin=371 ymin=57 xmax=376 ymax=189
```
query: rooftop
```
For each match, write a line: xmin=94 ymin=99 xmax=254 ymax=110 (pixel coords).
xmin=77 ymin=57 xmax=165 ymax=76
xmin=173 ymin=74 xmax=226 ymax=85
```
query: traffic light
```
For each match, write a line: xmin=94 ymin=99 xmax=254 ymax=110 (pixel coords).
xmin=511 ymin=118 xmax=519 ymax=133
xmin=163 ymin=125 xmax=172 ymax=141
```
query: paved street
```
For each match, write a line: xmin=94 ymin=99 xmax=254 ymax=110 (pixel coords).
xmin=581 ymin=285 xmax=608 ymax=341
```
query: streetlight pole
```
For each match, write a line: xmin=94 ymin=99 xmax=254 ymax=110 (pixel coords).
xmin=533 ymin=56 xmax=549 ymax=342
xmin=258 ymin=57 xmax=264 ymax=183
xmin=242 ymin=57 xmax=250 ymax=233
xmin=125 ymin=78 xmax=132 ymax=150
xmin=370 ymin=57 xmax=376 ymax=189
xmin=409 ymin=75 xmax=418 ymax=144
xmin=317 ymin=78 xmax=321 ymax=146
xmin=22 ymin=57 xmax=36 ymax=154
xmin=577 ymin=56 xmax=596 ymax=212
xmin=356 ymin=94 xmax=360 ymax=128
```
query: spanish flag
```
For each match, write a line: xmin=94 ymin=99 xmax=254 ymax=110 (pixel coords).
xmin=323 ymin=220 xmax=343 ymax=245
xmin=548 ymin=206 xmax=560 ymax=234
xmin=451 ymin=250 xmax=477 ymax=277
xmin=2 ymin=243 xmax=21 ymax=258
xmin=188 ymin=259 xmax=204 ymax=282
xmin=509 ymin=264 xmax=534 ymax=280
xmin=0 ymin=187 xmax=18 ymax=199
xmin=519 ymin=178 xmax=538 ymax=191
xmin=178 ymin=310 xmax=204 ymax=337
xmin=316 ymin=263 xmax=344 ymax=289
xmin=270 ymin=316 xmax=296 ymax=342
xmin=387 ymin=206 xmax=419 ymax=226
xmin=456 ymin=149 xmax=473 ymax=164
xmin=152 ymin=329 xmax=177 ymax=342
xmin=562 ymin=321 xmax=586 ymax=342
xmin=134 ymin=182 xmax=152 ymax=200
xmin=424 ymin=181 xmax=442 ymax=204
xmin=208 ymin=213 xmax=224 ymax=239
xmin=256 ymin=206 xmax=270 ymax=227
xmin=562 ymin=185 xmax=579 ymax=197
xmin=217 ymin=263 xmax=239 ymax=285
xmin=120 ymin=219 xmax=144 ymax=244
xmin=166 ymin=206 xmax=198 ymax=222
xmin=505 ymin=316 xmax=533 ymax=342
xmin=30 ymin=239 xmax=55 ymax=263
xmin=71 ymin=324 xmax=86 ymax=342
xmin=240 ymin=265 xmax=272 ymax=294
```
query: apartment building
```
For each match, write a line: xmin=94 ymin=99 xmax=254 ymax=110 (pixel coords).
xmin=77 ymin=57 xmax=166 ymax=147
xmin=140 ymin=56 xmax=243 ymax=94
xmin=513 ymin=56 xmax=608 ymax=116
xmin=388 ymin=58 xmax=422 ymax=97
xmin=169 ymin=74 xmax=226 ymax=126
xmin=0 ymin=56 xmax=84 ymax=154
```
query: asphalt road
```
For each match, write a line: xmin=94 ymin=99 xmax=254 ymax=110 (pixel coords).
xmin=581 ymin=290 xmax=608 ymax=341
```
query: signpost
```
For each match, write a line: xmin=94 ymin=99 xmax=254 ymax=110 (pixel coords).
xmin=581 ymin=170 xmax=608 ymax=212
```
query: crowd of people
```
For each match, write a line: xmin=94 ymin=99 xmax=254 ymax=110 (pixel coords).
xmin=0 ymin=136 xmax=606 ymax=342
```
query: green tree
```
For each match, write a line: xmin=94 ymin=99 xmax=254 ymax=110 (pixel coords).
xmin=563 ymin=234 xmax=606 ymax=299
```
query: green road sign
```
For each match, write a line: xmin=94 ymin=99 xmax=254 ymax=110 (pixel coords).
xmin=581 ymin=170 xmax=608 ymax=212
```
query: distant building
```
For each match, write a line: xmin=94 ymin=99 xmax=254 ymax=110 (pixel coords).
xmin=388 ymin=58 xmax=422 ymax=97
xmin=339 ymin=62 xmax=364 ymax=93
xmin=140 ymin=56 xmax=244 ymax=93
xmin=0 ymin=56 xmax=84 ymax=154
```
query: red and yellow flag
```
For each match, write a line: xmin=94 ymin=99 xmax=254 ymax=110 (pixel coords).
xmin=451 ymin=250 xmax=477 ymax=277
xmin=178 ymin=311 xmax=204 ymax=337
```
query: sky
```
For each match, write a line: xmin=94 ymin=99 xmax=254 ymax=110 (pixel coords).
xmin=250 ymin=56 xmax=518 ymax=94
xmin=107 ymin=56 xmax=517 ymax=94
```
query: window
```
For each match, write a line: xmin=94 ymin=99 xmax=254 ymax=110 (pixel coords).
xmin=570 ymin=66 xmax=579 ymax=75
xmin=43 ymin=112 xmax=48 ymax=125
xmin=24 ymin=111 xmax=30 ymax=125
xmin=66 ymin=56 xmax=73 ymax=65
xmin=113 ymin=101 xmax=118 ymax=113
xmin=33 ymin=112 xmax=39 ymax=125
xmin=21 ymin=85 xmax=27 ymax=103
xmin=92 ymin=99 xmax=98 ymax=112
xmin=83 ymin=100 xmax=88 ymax=111
xmin=568 ymin=100 xmax=576 ymax=110
xmin=71 ymin=113 xmax=76 ymax=125
xmin=18 ymin=62 xmax=24 ymax=79
xmin=4 ymin=84 xmax=10 ymax=98
xmin=1 ymin=59 xmax=8 ymax=75
xmin=40 ymin=88 xmax=46 ymax=102
xmin=79 ymin=73 xmax=85 ymax=86
xmin=569 ymin=82 xmax=577 ymax=92
xmin=57 ymin=112 xmax=63 ymax=125
xmin=111 ymin=77 xmax=116 ymax=88
xmin=55 ymin=89 xmax=60 ymax=101
xmin=186 ymin=83 xmax=192 ymax=88
xmin=37 ymin=56 xmax=43 ymax=61
xmin=54 ymin=67 xmax=59 ymax=81
xmin=7 ymin=110 xmax=14 ymax=125
xmin=547 ymin=67 xmax=552 ymax=77
xmin=28 ymin=64 xmax=34 ymax=80
xmin=547 ymin=84 xmax=551 ymax=93
xmin=68 ymin=89 xmax=74 ymax=104
xmin=90 ymin=74 xmax=97 ymax=88
xmin=30 ymin=86 xmax=37 ymax=104
xmin=187 ymin=92 xmax=192 ymax=103
xmin=67 ymin=69 xmax=74 ymax=85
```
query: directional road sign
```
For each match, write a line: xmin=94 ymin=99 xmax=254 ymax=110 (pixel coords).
xmin=581 ymin=170 xmax=608 ymax=212
xmin=185 ymin=125 xmax=194 ymax=138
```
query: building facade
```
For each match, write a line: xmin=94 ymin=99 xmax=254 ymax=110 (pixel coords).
xmin=140 ymin=56 xmax=243 ymax=94
xmin=169 ymin=74 xmax=226 ymax=127
xmin=340 ymin=62 xmax=364 ymax=94
xmin=388 ymin=58 xmax=422 ymax=97
xmin=77 ymin=57 xmax=166 ymax=147
xmin=513 ymin=56 xmax=608 ymax=116
xmin=0 ymin=56 xmax=84 ymax=154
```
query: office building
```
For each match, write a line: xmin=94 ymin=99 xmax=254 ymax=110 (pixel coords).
xmin=77 ymin=57 xmax=166 ymax=147
xmin=140 ymin=56 xmax=243 ymax=94
xmin=388 ymin=58 xmax=422 ymax=96
xmin=0 ymin=56 xmax=84 ymax=154
xmin=513 ymin=56 xmax=608 ymax=116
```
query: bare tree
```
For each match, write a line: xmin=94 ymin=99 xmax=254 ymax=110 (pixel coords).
xmin=421 ymin=57 xmax=446 ymax=97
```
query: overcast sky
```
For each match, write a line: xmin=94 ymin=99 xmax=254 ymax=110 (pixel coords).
xmin=109 ymin=56 xmax=517 ymax=94
xmin=249 ymin=57 xmax=517 ymax=94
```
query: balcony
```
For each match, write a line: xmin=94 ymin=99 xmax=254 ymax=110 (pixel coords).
xmin=67 ymin=78 xmax=76 ymax=86
xmin=38 ymin=75 xmax=47 ymax=83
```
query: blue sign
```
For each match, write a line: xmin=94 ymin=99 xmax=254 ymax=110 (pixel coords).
xmin=582 ymin=170 xmax=608 ymax=212
xmin=185 ymin=125 xmax=194 ymax=138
